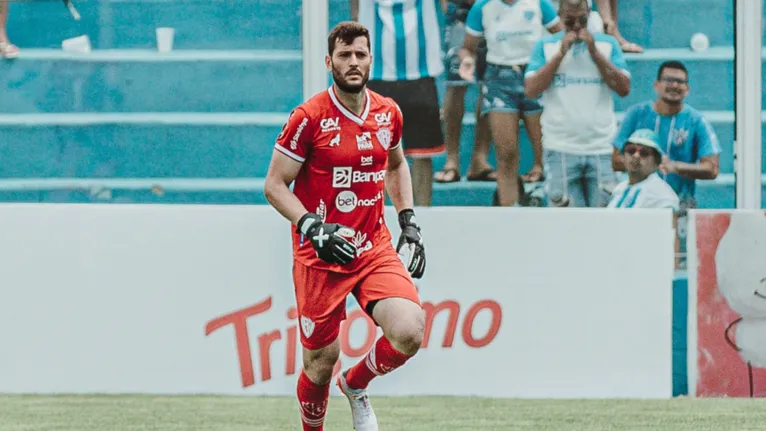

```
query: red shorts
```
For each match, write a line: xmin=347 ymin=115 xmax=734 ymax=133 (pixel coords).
xmin=292 ymin=245 xmax=421 ymax=350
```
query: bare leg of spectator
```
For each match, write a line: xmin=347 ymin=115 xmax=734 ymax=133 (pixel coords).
xmin=0 ymin=1 xmax=18 ymax=59
xmin=434 ymin=85 xmax=467 ymax=183
xmin=411 ymin=159 xmax=433 ymax=207
xmin=489 ymin=112 xmax=520 ymax=206
xmin=520 ymin=113 xmax=544 ymax=183
xmin=467 ymin=91 xmax=496 ymax=181
xmin=596 ymin=0 xmax=642 ymax=53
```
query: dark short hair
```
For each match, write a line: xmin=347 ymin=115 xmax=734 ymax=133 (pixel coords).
xmin=559 ymin=0 xmax=589 ymax=11
xmin=656 ymin=60 xmax=688 ymax=81
xmin=328 ymin=21 xmax=371 ymax=56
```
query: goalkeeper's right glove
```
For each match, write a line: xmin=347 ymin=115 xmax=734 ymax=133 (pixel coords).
xmin=297 ymin=213 xmax=357 ymax=265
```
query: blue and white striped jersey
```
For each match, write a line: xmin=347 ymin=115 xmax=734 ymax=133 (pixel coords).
xmin=358 ymin=0 xmax=445 ymax=81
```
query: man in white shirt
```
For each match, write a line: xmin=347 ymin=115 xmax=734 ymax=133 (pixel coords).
xmin=609 ymin=128 xmax=681 ymax=267
xmin=608 ymin=129 xmax=680 ymax=210
xmin=524 ymin=0 xmax=630 ymax=208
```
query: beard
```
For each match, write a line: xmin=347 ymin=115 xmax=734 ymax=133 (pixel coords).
xmin=332 ymin=64 xmax=369 ymax=94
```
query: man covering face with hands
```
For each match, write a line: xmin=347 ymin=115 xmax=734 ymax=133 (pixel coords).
xmin=524 ymin=0 xmax=631 ymax=208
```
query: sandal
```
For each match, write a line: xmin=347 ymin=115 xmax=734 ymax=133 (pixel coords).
xmin=0 ymin=42 xmax=20 ymax=59
xmin=620 ymin=41 xmax=643 ymax=54
xmin=521 ymin=167 xmax=545 ymax=183
xmin=467 ymin=168 xmax=497 ymax=182
xmin=434 ymin=167 xmax=461 ymax=183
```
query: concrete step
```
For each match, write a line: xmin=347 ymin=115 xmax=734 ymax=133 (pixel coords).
xmin=0 ymin=51 xmax=302 ymax=113
xmin=6 ymin=0 xmax=305 ymax=50
xmin=1 ymin=48 xmax=742 ymax=114
xmin=0 ymin=110 xmax=747 ymax=181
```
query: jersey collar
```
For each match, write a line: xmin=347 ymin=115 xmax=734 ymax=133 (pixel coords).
xmin=328 ymin=85 xmax=370 ymax=126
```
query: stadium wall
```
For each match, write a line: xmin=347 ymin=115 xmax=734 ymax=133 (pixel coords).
xmin=0 ymin=205 xmax=675 ymax=398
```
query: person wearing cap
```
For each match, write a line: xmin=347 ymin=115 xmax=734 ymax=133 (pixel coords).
xmin=608 ymin=129 xmax=680 ymax=210
xmin=611 ymin=61 xmax=721 ymax=209
xmin=609 ymin=129 xmax=681 ymax=267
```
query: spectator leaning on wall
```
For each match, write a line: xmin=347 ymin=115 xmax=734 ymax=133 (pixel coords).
xmin=608 ymin=128 xmax=681 ymax=267
xmin=524 ymin=0 xmax=630 ymax=208
xmin=608 ymin=129 xmax=679 ymax=210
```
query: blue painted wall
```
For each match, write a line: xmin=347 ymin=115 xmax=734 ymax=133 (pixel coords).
xmin=0 ymin=0 xmax=760 ymax=207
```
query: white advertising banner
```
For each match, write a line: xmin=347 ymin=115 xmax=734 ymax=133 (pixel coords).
xmin=0 ymin=204 xmax=674 ymax=398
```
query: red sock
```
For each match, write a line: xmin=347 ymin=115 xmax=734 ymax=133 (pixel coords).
xmin=345 ymin=336 xmax=412 ymax=390
xmin=297 ymin=371 xmax=330 ymax=430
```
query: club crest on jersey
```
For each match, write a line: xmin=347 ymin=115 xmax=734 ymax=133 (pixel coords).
xmin=356 ymin=132 xmax=373 ymax=151
xmin=524 ymin=10 xmax=535 ymax=22
xmin=376 ymin=127 xmax=392 ymax=151
xmin=374 ymin=112 xmax=392 ymax=126
xmin=320 ymin=117 xmax=340 ymax=133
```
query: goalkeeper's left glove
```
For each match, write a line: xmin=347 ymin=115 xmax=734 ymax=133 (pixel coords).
xmin=396 ymin=209 xmax=426 ymax=279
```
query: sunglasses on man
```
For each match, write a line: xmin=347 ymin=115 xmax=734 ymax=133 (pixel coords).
xmin=624 ymin=145 xmax=654 ymax=158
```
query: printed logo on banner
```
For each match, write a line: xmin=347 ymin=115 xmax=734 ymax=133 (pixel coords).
xmin=205 ymin=296 xmax=503 ymax=388
xmin=691 ymin=211 xmax=766 ymax=397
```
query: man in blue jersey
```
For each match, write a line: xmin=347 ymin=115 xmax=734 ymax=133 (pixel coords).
xmin=611 ymin=60 xmax=721 ymax=209
xmin=524 ymin=0 xmax=631 ymax=208
xmin=353 ymin=0 xmax=446 ymax=206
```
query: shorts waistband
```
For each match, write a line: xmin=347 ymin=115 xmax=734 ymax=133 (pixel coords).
xmin=487 ymin=63 xmax=527 ymax=73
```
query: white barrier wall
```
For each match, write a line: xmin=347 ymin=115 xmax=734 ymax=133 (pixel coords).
xmin=0 ymin=204 xmax=675 ymax=398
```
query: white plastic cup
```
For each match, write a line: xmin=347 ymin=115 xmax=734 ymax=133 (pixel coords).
xmin=62 ymin=35 xmax=92 ymax=54
xmin=156 ymin=27 xmax=176 ymax=53
xmin=690 ymin=33 xmax=710 ymax=52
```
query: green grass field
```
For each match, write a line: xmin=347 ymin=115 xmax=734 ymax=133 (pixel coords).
xmin=0 ymin=395 xmax=764 ymax=431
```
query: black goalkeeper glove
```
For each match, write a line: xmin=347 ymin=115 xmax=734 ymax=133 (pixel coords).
xmin=297 ymin=213 xmax=357 ymax=265
xmin=396 ymin=209 xmax=426 ymax=278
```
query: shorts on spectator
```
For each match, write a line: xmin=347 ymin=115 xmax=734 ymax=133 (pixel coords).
xmin=544 ymin=150 xmax=617 ymax=208
xmin=443 ymin=21 xmax=488 ymax=86
xmin=367 ymin=78 xmax=445 ymax=158
xmin=480 ymin=63 xmax=542 ymax=116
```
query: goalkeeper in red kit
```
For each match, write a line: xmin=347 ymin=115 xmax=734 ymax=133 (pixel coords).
xmin=263 ymin=21 xmax=427 ymax=431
